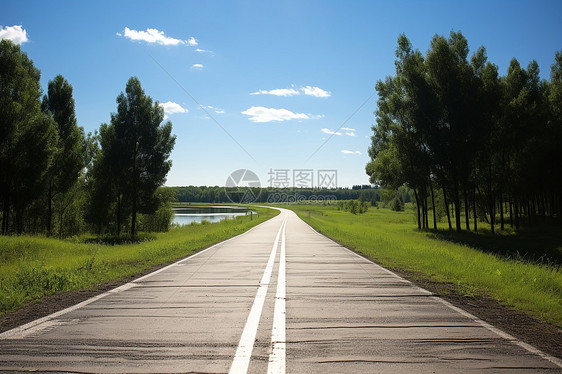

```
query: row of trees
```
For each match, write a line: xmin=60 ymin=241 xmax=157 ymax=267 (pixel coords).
xmin=366 ymin=32 xmax=562 ymax=232
xmin=0 ymin=40 xmax=175 ymax=237
xmin=170 ymin=185 xmax=381 ymax=204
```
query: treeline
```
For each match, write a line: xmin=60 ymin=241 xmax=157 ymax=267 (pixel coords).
xmin=0 ymin=40 xmax=175 ymax=237
xmin=366 ymin=32 xmax=562 ymax=233
xmin=168 ymin=185 xmax=381 ymax=204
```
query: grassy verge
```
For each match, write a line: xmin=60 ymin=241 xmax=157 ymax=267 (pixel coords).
xmin=0 ymin=205 xmax=278 ymax=315
xmin=284 ymin=204 xmax=562 ymax=327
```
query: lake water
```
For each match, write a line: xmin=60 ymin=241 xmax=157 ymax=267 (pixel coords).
xmin=172 ymin=206 xmax=253 ymax=226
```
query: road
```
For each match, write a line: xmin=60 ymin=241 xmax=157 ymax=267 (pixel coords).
xmin=0 ymin=208 xmax=560 ymax=373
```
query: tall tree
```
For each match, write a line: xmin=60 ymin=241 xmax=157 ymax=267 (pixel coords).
xmin=41 ymin=75 xmax=84 ymax=235
xmin=367 ymin=35 xmax=438 ymax=229
xmin=548 ymin=51 xmax=562 ymax=216
xmin=0 ymin=39 xmax=56 ymax=234
xmin=472 ymin=53 xmax=502 ymax=233
xmin=94 ymin=77 xmax=176 ymax=237
xmin=425 ymin=32 xmax=482 ymax=231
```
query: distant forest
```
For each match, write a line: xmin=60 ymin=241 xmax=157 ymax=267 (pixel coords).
xmin=167 ymin=185 xmax=383 ymax=204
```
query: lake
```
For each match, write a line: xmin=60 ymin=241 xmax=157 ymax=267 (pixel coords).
xmin=172 ymin=206 xmax=253 ymax=226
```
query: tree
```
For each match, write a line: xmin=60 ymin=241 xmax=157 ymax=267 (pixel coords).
xmin=548 ymin=51 xmax=562 ymax=216
xmin=425 ymin=32 xmax=483 ymax=232
xmin=472 ymin=55 xmax=502 ymax=233
xmin=91 ymin=77 xmax=176 ymax=237
xmin=367 ymin=34 xmax=438 ymax=229
xmin=85 ymin=126 xmax=115 ymax=235
xmin=41 ymin=75 xmax=84 ymax=235
xmin=0 ymin=39 xmax=57 ymax=234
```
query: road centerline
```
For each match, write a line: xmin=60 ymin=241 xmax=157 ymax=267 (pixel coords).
xmin=229 ymin=215 xmax=287 ymax=374
xmin=268 ymin=215 xmax=287 ymax=374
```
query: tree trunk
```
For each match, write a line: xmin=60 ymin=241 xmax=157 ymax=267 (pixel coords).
xmin=425 ymin=193 xmax=429 ymax=229
xmin=424 ymin=190 xmax=429 ymax=230
xmin=131 ymin=137 xmax=139 ymax=239
xmin=59 ymin=209 xmax=64 ymax=239
xmin=443 ymin=187 xmax=452 ymax=230
xmin=413 ymin=188 xmax=421 ymax=229
xmin=47 ymin=181 xmax=53 ymax=235
xmin=533 ymin=195 xmax=538 ymax=217
xmin=422 ymin=188 xmax=428 ymax=230
xmin=472 ymin=186 xmax=477 ymax=232
xmin=514 ymin=199 xmax=520 ymax=229
xmin=58 ymin=196 xmax=72 ymax=238
xmin=453 ymin=180 xmax=461 ymax=232
xmin=464 ymin=185 xmax=470 ymax=231
xmin=508 ymin=194 xmax=513 ymax=228
xmin=131 ymin=197 xmax=137 ymax=238
xmin=489 ymin=194 xmax=495 ymax=235
xmin=476 ymin=186 xmax=489 ymax=224
xmin=429 ymin=179 xmax=437 ymax=230
xmin=499 ymin=188 xmax=504 ymax=231
xmin=117 ymin=194 xmax=121 ymax=236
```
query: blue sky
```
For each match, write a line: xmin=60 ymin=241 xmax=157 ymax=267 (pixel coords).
xmin=2 ymin=0 xmax=562 ymax=187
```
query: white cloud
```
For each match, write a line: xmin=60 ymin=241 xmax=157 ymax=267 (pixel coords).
xmin=160 ymin=101 xmax=187 ymax=119
xmin=341 ymin=127 xmax=356 ymax=132
xmin=196 ymin=48 xmax=213 ymax=53
xmin=0 ymin=25 xmax=28 ymax=45
xmin=302 ymin=85 xmax=331 ymax=98
xmin=242 ymin=106 xmax=309 ymax=123
xmin=309 ymin=114 xmax=325 ymax=120
xmin=321 ymin=128 xmax=342 ymax=136
xmin=251 ymin=88 xmax=300 ymax=96
xmin=250 ymin=85 xmax=331 ymax=98
xmin=205 ymin=105 xmax=224 ymax=114
xmin=345 ymin=132 xmax=356 ymax=136
xmin=191 ymin=63 xmax=204 ymax=70
xmin=341 ymin=150 xmax=362 ymax=155
xmin=121 ymin=27 xmax=197 ymax=46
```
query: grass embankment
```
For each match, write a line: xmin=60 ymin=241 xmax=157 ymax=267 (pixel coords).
xmin=0 ymin=206 xmax=278 ymax=316
xmin=286 ymin=204 xmax=562 ymax=327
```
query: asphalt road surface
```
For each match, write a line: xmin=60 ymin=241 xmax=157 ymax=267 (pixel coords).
xmin=1 ymin=208 xmax=560 ymax=373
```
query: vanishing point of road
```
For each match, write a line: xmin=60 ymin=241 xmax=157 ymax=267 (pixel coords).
xmin=1 ymin=208 xmax=560 ymax=373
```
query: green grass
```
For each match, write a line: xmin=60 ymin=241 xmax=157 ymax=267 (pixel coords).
xmin=284 ymin=204 xmax=562 ymax=327
xmin=0 ymin=205 xmax=279 ymax=315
